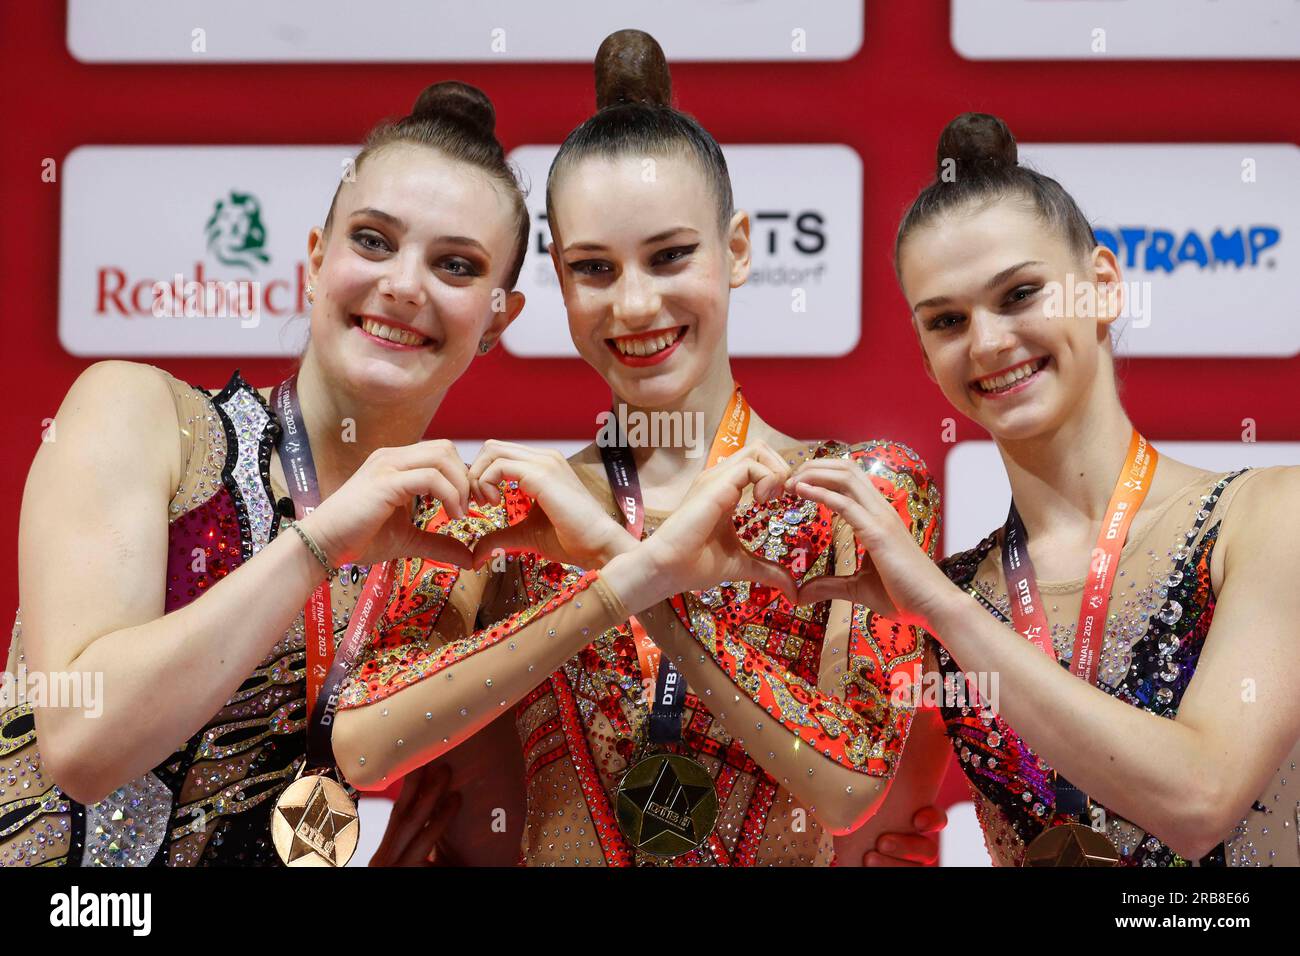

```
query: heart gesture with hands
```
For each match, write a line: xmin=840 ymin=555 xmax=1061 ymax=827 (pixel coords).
xmin=636 ymin=442 xmax=800 ymax=608
xmin=785 ymin=457 xmax=954 ymax=630
xmin=466 ymin=440 xmax=639 ymax=571
xmin=296 ymin=439 xmax=476 ymax=570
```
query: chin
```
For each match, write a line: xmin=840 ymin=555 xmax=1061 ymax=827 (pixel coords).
xmin=340 ymin=352 xmax=452 ymax=406
xmin=605 ymin=363 xmax=698 ymax=410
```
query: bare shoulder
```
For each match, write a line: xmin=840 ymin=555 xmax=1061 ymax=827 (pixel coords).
xmin=1216 ymin=464 xmax=1300 ymax=584
xmin=58 ymin=360 xmax=177 ymax=424
xmin=36 ymin=361 xmax=181 ymax=486
xmin=1222 ymin=464 xmax=1300 ymax=532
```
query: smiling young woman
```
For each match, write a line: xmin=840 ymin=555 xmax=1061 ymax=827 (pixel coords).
xmin=789 ymin=112 xmax=1300 ymax=866
xmin=1 ymin=81 xmax=531 ymax=867
xmin=330 ymin=30 xmax=945 ymax=867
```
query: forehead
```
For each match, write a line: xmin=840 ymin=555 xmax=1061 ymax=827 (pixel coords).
xmin=340 ymin=144 xmax=516 ymax=238
xmin=551 ymin=152 xmax=715 ymax=239
xmin=900 ymin=200 xmax=1069 ymax=304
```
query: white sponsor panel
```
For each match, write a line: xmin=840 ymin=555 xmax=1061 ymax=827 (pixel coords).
xmin=504 ymin=144 xmax=862 ymax=359
xmin=451 ymin=439 xmax=587 ymax=464
xmin=940 ymin=801 xmax=990 ymax=867
xmin=944 ymin=441 xmax=1300 ymax=556
xmin=68 ymin=0 xmax=862 ymax=62
xmin=953 ymin=0 xmax=1300 ymax=60
xmin=1019 ymin=144 xmax=1298 ymax=358
xmin=60 ymin=146 xmax=355 ymax=357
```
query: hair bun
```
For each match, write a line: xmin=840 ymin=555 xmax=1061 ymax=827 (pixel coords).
xmin=937 ymin=112 xmax=1018 ymax=178
xmin=594 ymin=29 xmax=672 ymax=110
xmin=411 ymin=80 xmax=497 ymax=139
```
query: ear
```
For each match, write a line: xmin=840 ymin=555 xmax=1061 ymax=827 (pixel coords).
xmin=306 ymin=225 xmax=326 ymax=292
xmin=910 ymin=315 xmax=939 ymax=385
xmin=1090 ymin=244 xmax=1124 ymax=331
xmin=726 ymin=210 xmax=752 ymax=289
xmin=480 ymin=289 xmax=526 ymax=352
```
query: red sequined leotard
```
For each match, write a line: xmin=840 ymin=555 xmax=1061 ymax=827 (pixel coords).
xmin=337 ymin=439 xmax=941 ymax=865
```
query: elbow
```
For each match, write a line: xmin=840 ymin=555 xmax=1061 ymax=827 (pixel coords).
xmin=39 ymin=723 xmax=119 ymax=806
xmin=1158 ymin=779 xmax=1243 ymax=862
xmin=816 ymin=778 xmax=888 ymax=837
xmin=329 ymin=710 xmax=392 ymax=791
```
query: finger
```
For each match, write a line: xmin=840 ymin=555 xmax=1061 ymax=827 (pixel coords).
xmin=913 ymin=805 xmax=949 ymax=833
xmin=739 ymin=553 xmax=799 ymax=605
xmin=381 ymin=766 xmax=454 ymax=862
xmin=468 ymin=440 xmax=549 ymax=477
xmin=793 ymin=464 xmax=898 ymax=522
xmin=385 ymin=443 xmax=471 ymax=514
xmin=794 ymin=482 xmax=874 ymax=539
xmin=392 ymin=790 xmax=463 ymax=867
xmin=477 ymin=458 xmax=543 ymax=500
xmin=372 ymin=763 xmax=450 ymax=865
xmin=424 ymin=442 xmax=471 ymax=515
xmin=394 ymin=468 xmax=470 ymax=520
xmin=876 ymin=832 xmax=940 ymax=865
xmin=751 ymin=443 xmax=792 ymax=482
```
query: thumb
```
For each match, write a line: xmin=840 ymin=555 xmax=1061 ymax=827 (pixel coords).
xmin=796 ymin=574 xmax=850 ymax=608
xmin=406 ymin=529 xmax=475 ymax=569
xmin=741 ymin=555 xmax=799 ymax=606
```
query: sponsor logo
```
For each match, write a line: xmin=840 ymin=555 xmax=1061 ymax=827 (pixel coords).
xmin=1095 ymin=226 xmax=1280 ymax=273
xmin=205 ymin=191 xmax=271 ymax=271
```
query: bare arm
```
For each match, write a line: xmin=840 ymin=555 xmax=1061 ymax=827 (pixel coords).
xmin=20 ymin=362 xmax=329 ymax=803
xmin=798 ymin=457 xmax=1300 ymax=860
xmin=22 ymin=362 xmax=475 ymax=805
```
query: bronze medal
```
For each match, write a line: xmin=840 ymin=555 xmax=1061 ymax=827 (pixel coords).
xmin=1024 ymin=822 xmax=1120 ymax=867
xmin=616 ymin=752 xmax=719 ymax=859
xmin=272 ymin=767 xmax=360 ymax=867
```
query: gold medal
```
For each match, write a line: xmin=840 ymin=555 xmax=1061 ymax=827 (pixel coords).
xmin=1024 ymin=822 xmax=1120 ymax=867
xmin=615 ymin=752 xmax=719 ymax=858
xmin=272 ymin=767 xmax=360 ymax=867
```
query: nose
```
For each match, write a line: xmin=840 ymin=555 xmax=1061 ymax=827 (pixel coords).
xmin=380 ymin=250 xmax=427 ymax=308
xmin=968 ymin=307 xmax=1017 ymax=366
xmin=610 ymin=267 xmax=661 ymax=329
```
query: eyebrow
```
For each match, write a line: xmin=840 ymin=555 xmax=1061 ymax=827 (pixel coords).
xmin=563 ymin=226 xmax=700 ymax=254
xmin=911 ymin=260 xmax=1046 ymax=312
xmin=350 ymin=207 xmax=490 ymax=256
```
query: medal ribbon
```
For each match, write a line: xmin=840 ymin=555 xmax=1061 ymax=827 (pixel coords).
xmin=600 ymin=384 xmax=749 ymax=745
xmin=272 ymin=376 xmax=399 ymax=770
xmin=1000 ymin=428 xmax=1157 ymax=815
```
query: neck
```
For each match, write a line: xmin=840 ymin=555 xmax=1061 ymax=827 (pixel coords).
xmin=291 ymin=354 xmax=444 ymax=498
xmin=615 ymin=359 xmax=739 ymax=489
xmin=994 ymin=375 xmax=1136 ymax=541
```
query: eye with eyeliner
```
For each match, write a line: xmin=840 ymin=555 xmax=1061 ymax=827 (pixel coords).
xmin=651 ymin=244 xmax=698 ymax=267
xmin=440 ymin=256 xmax=483 ymax=278
xmin=1003 ymin=283 xmax=1042 ymax=309
xmin=926 ymin=312 xmax=965 ymax=332
xmin=351 ymin=229 xmax=393 ymax=254
xmin=566 ymin=259 xmax=613 ymax=277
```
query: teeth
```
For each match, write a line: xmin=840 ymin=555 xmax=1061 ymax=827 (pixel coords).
xmin=614 ymin=329 xmax=678 ymax=356
xmin=361 ymin=318 xmax=428 ymax=347
xmin=978 ymin=359 xmax=1044 ymax=392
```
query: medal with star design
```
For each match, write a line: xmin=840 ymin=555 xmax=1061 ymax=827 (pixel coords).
xmin=272 ymin=765 xmax=361 ymax=867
